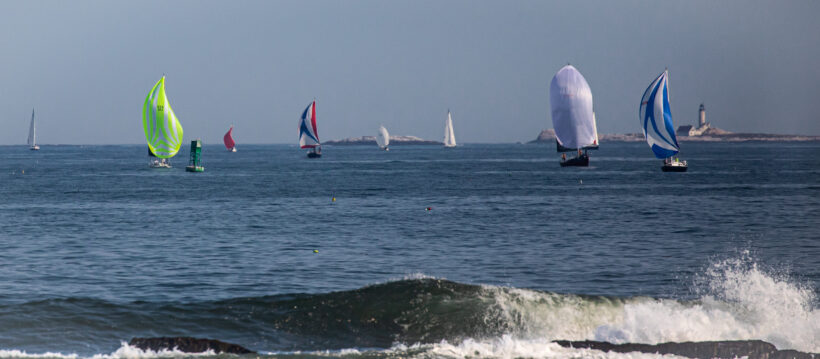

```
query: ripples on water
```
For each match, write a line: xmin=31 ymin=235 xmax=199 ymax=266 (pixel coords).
xmin=0 ymin=142 xmax=817 ymax=357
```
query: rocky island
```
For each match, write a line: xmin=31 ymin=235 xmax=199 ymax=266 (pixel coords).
xmin=531 ymin=104 xmax=819 ymax=143
xmin=528 ymin=128 xmax=820 ymax=144
xmin=324 ymin=135 xmax=442 ymax=146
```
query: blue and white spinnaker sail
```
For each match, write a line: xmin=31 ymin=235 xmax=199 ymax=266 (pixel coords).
xmin=299 ymin=100 xmax=320 ymax=148
xmin=640 ymin=70 xmax=679 ymax=159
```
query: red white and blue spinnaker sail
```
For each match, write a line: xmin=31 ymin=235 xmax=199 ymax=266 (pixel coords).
xmin=298 ymin=100 xmax=320 ymax=148
xmin=639 ymin=70 xmax=680 ymax=159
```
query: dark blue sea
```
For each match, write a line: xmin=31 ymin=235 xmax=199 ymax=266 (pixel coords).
xmin=0 ymin=142 xmax=818 ymax=358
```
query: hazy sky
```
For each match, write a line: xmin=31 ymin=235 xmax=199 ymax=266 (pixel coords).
xmin=1 ymin=0 xmax=818 ymax=144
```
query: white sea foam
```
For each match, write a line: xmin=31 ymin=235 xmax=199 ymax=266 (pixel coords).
xmin=399 ymin=273 xmax=442 ymax=281
xmin=265 ymin=338 xmax=681 ymax=359
xmin=483 ymin=253 xmax=819 ymax=352
xmin=0 ymin=343 xmax=217 ymax=359
xmin=398 ymin=336 xmax=684 ymax=359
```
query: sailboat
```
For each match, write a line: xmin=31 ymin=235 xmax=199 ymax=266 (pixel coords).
xmin=640 ymin=69 xmax=687 ymax=172
xmin=27 ymin=108 xmax=39 ymax=150
xmin=443 ymin=110 xmax=456 ymax=148
xmin=299 ymin=100 xmax=321 ymax=158
xmin=143 ymin=76 xmax=184 ymax=168
xmin=550 ymin=65 xmax=598 ymax=167
xmin=224 ymin=126 xmax=237 ymax=152
xmin=376 ymin=125 xmax=390 ymax=151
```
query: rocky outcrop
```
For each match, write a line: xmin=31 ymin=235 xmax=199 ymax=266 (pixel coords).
xmin=128 ymin=337 xmax=255 ymax=354
xmin=528 ymin=129 xmax=645 ymax=143
xmin=679 ymin=132 xmax=820 ymax=141
xmin=529 ymin=129 xmax=557 ymax=143
xmin=554 ymin=340 xmax=816 ymax=359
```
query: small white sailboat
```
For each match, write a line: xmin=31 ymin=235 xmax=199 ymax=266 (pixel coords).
xmin=640 ymin=69 xmax=687 ymax=172
xmin=143 ymin=76 xmax=184 ymax=168
xmin=28 ymin=108 xmax=39 ymax=150
xmin=550 ymin=65 xmax=598 ymax=166
xmin=299 ymin=100 xmax=321 ymax=158
xmin=443 ymin=110 xmax=456 ymax=148
xmin=376 ymin=125 xmax=390 ymax=151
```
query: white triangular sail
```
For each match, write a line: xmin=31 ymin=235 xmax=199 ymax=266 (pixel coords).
xmin=443 ymin=111 xmax=456 ymax=147
xmin=549 ymin=65 xmax=598 ymax=151
xmin=592 ymin=112 xmax=599 ymax=146
xmin=376 ymin=125 xmax=389 ymax=149
xmin=639 ymin=70 xmax=680 ymax=159
xmin=27 ymin=108 xmax=36 ymax=147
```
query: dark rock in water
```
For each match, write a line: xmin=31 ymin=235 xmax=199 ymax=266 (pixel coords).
xmin=553 ymin=340 xmax=817 ymax=359
xmin=129 ymin=337 xmax=255 ymax=354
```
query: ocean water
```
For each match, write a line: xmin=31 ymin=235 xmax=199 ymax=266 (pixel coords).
xmin=0 ymin=142 xmax=817 ymax=358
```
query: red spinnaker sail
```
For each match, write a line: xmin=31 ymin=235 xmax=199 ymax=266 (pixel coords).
xmin=224 ymin=126 xmax=235 ymax=149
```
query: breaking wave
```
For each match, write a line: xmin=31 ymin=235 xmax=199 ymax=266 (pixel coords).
xmin=0 ymin=254 xmax=815 ymax=358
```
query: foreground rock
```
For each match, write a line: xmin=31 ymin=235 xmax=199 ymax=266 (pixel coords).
xmin=129 ymin=337 xmax=255 ymax=354
xmin=554 ymin=340 xmax=816 ymax=359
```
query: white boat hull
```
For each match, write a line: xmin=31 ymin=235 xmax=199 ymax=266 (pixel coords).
xmin=149 ymin=159 xmax=172 ymax=168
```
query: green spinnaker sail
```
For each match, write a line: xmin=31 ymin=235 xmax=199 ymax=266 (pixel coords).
xmin=143 ymin=76 xmax=184 ymax=158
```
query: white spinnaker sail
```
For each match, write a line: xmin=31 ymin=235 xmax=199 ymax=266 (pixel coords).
xmin=27 ymin=108 xmax=36 ymax=147
xmin=549 ymin=65 xmax=597 ymax=151
xmin=377 ymin=126 xmax=389 ymax=148
xmin=444 ymin=111 xmax=456 ymax=147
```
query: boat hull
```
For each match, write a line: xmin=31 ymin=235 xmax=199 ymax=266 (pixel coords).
xmin=307 ymin=152 xmax=321 ymax=158
xmin=185 ymin=165 xmax=205 ymax=172
xmin=662 ymin=164 xmax=688 ymax=172
xmin=560 ymin=154 xmax=589 ymax=167
xmin=29 ymin=146 xmax=40 ymax=151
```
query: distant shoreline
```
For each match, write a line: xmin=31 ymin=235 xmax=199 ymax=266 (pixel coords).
xmin=324 ymin=135 xmax=442 ymax=146
xmin=528 ymin=129 xmax=820 ymax=143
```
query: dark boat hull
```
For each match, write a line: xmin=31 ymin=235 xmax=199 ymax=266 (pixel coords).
xmin=662 ymin=164 xmax=687 ymax=172
xmin=307 ymin=152 xmax=321 ymax=158
xmin=560 ymin=154 xmax=589 ymax=167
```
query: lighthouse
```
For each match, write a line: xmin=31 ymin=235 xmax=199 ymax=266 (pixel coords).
xmin=676 ymin=103 xmax=711 ymax=136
